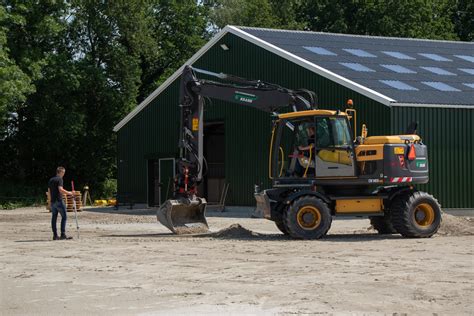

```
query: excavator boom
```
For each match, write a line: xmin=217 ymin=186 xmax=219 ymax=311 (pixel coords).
xmin=157 ymin=66 xmax=317 ymax=234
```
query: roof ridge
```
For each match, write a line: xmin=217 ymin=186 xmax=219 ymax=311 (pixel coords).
xmin=235 ymin=25 xmax=474 ymax=45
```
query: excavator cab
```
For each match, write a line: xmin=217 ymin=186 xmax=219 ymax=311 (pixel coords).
xmin=270 ymin=110 xmax=356 ymax=181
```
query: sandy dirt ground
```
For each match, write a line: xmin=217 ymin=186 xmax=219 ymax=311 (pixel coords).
xmin=0 ymin=206 xmax=473 ymax=315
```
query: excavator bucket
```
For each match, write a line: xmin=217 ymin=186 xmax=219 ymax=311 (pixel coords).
xmin=157 ymin=198 xmax=209 ymax=234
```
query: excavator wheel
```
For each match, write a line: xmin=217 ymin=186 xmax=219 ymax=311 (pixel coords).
xmin=390 ymin=191 xmax=441 ymax=238
xmin=369 ymin=214 xmax=397 ymax=234
xmin=274 ymin=203 xmax=289 ymax=235
xmin=284 ymin=196 xmax=332 ymax=239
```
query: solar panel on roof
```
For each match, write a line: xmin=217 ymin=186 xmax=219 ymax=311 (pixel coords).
xmin=343 ymin=48 xmax=376 ymax=58
xmin=303 ymin=46 xmax=337 ymax=56
xmin=239 ymin=27 xmax=474 ymax=106
xmin=418 ymin=53 xmax=452 ymax=62
xmin=455 ymin=55 xmax=474 ymax=63
xmin=422 ymin=81 xmax=460 ymax=91
xmin=381 ymin=51 xmax=415 ymax=60
xmin=459 ymin=68 xmax=474 ymax=75
xmin=420 ymin=66 xmax=456 ymax=76
xmin=339 ymin=62 xmax=375 ymax=72
xmin=463 ymin=83 xmax=474 ymax=89
xmin=379 ymin=80 xmax=418 ymax=91
xmin=380 ymin=64 xmax=416 ymax=74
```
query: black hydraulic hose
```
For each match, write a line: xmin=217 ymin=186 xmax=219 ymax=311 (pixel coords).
xmin=202 ymin=155 xmax=208 ymax=177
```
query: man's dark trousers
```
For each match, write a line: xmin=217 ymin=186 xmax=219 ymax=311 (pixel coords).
xmin=51 ymin=200 xmax=67 ymax=236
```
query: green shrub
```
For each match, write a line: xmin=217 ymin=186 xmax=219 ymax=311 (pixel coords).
xmin=0 ymin=181 xmax=46 ymax=210
xmin=99 ymin=179 xmax=117 ymax=199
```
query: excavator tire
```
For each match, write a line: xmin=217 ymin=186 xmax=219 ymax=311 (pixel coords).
xmin=284 ymin=195 xmax=331 ymax=239
xmin=273 ymin=203 xmax=289 ymax=235
xmin=369 ymin=215 xmax=397 ymax=234
xmin=390 ymin=191 xmax=441 ymax=238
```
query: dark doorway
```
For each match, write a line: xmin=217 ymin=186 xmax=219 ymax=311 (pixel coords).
xmin=202 ymin=122 xmax=225 ymax=203
xmin=147 ymin=158 xmax=175 ymax=207
xmin=147 ymin=160 xmax=159 ymax=206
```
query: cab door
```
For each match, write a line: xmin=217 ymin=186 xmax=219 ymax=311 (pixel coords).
xmin=315 ymin=116 xmax=356 ymax=177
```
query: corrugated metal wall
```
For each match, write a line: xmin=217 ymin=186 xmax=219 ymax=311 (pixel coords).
xmin=391 ymin=106 xmax=474 ymax=208
xmin=117 ymin=32 xmax=390 ymax=205
xmin=117 ymin=81 xmax=181 ymax=202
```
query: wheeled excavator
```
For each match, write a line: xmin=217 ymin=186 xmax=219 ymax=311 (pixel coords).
xmin=157 ymin=66 xmax=441 ymax=239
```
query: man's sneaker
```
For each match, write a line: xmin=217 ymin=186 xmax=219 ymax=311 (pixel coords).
xmin=60 ymin=235 xmax=73 ymax=240
xmin=53 ymin=235 xmax=60 ymax=240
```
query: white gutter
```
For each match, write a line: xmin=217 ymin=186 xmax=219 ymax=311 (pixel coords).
xmin=392 ymin=103 xmax=474 ymax=109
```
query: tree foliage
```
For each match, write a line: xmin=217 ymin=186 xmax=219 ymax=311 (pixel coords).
xmin=206 ymin=0 xmax=278 ymax=29
xmin=298 ymin=0 xmax=457 ymax=40
xmin=0 ymin=0 xmax=470 ymax=199
xmin=140 ymin=0 xmax=209 ymax=99
xmin=453 ymin=0 xmax=474 ymax=41
xmin=0 ymin=6 xmax=34 ymax=125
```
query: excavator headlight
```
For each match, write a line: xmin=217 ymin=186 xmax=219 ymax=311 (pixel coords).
xmin=394 ymin=147 xmax=405 ymax=155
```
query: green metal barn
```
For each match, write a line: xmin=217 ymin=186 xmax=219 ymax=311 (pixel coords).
xmin=114 ymin=26 xmax=474 ymax=209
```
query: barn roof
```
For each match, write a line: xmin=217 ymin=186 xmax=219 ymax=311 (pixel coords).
xmin=114 ymin=26 xmax=473 ymax=131
xmin=240 ymin=27 xmax=474 ymax=107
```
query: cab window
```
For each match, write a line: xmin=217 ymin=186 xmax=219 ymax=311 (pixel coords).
xmin=316 ymin=117 xmax=351 ymax=148
xmin=332 ymin=118 xmax=352 ymax=147
xmin=316 ymin=118 xmax=331 ymax=148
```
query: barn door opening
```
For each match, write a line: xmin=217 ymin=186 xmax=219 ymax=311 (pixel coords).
xmin=147 ymin=158 xmax=175 ymax=207
xmin=202 ymin=122 xmax=225 ymax=203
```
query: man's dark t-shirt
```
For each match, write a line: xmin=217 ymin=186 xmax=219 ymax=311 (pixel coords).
xmin=48 ymin=176 xmax=63 ymax=202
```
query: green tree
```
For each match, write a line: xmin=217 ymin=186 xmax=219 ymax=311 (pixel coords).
xmin=1 ymin=0 xmax=68 ymax=181
xmin=367 ymin=0 xmax=457 ymax=40
xmin=299 ymin=0 xmax=457 ymax=40
xmin=46 ymin=0 xmax=156 ymax=190
xmin=453 ymin=0 xmax=474 ymax=41
xmin=297 ymin=0 xmax=348 ymax=33
xmin=269 ymin=0 xmax=307 ymax=30
xmin=205 ymin=0 xmax=278 ymax=29
xmin=139 ymin=0 xmax=209 ymax=100
xmin=0 ymin=6 xmax=34 ymax=127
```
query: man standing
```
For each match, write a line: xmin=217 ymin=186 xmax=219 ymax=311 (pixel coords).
xmin=48 ymin=167 xmax=73 ymax=240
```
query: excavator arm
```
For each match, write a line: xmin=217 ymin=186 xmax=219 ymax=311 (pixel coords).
xmin=157 ymin=65 xmax=317 ymax=234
